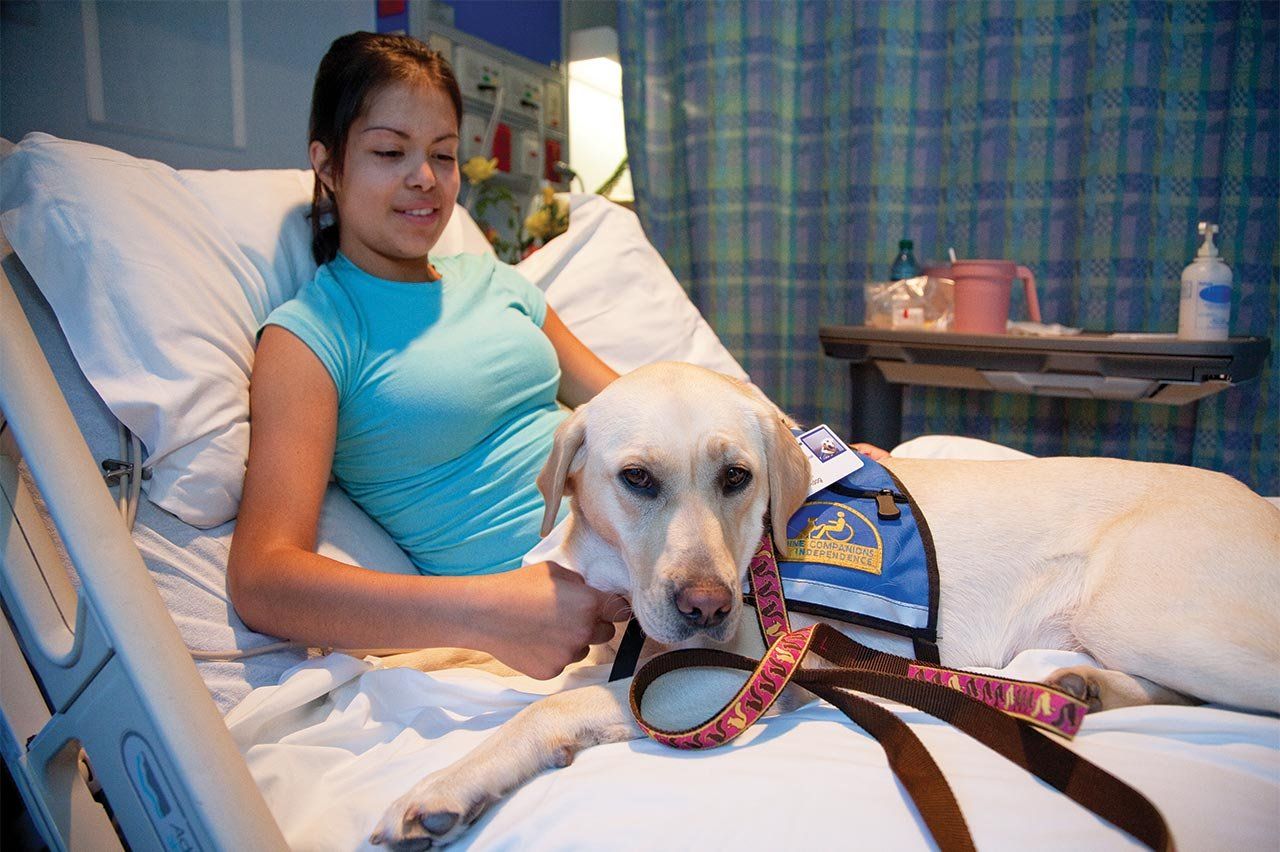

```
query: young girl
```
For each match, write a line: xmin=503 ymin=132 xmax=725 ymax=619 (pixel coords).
xmin=228 ymin=32 xmax=624 ymax=680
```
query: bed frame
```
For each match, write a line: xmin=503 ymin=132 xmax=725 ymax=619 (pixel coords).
xmin=0 ymin=240 xmax=289 ymax=850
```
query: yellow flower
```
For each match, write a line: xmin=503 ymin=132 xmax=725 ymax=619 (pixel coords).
xmin=547 ymin=196 xmax=570 ymax=239
xmin=462 ymin=156 xmax=498 ymax=184
xmin=540 ymin=185 xmax=556 ymax=206
xmin=524 ymin=206 xmax=553 ymax=240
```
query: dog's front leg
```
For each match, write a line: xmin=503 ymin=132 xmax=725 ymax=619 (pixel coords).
xmin=370 ymin=679 xmax=642 ymax=850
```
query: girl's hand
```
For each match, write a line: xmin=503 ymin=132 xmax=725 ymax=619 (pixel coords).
xmin=851 ymin=442 xmax=891 ymax=460
xmin=479 ymin=561 xmax=629 ymax=680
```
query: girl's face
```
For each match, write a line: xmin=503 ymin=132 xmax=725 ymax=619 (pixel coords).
xmin=312 ymin=79 xmax=460 ymax=281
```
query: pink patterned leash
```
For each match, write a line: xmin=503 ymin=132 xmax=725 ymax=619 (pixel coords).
xmin=629 ymin=532 xmax=1173 ymax=851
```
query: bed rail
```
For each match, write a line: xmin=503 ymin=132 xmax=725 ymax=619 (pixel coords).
xmin=0 ymin=243 xmax=289 ymax=850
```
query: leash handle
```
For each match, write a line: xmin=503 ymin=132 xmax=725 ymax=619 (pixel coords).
xmin=630 ymin=627 xmax=816 ymax=750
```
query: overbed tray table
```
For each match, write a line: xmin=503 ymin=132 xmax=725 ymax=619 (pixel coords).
xmin=818 ymin=326 xmax=1270 ymax=448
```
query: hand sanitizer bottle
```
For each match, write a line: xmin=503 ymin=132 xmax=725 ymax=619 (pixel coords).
xmin=1178 ymin=222 xmax=1232 ymax=341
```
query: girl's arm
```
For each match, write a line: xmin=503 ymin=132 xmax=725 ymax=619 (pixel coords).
xmin=541 ymin=307 xmax=618 ymax=408
xmin=228 ymin=326 xmax=621 ymax=678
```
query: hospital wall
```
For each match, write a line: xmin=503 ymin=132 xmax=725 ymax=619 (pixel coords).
xmin=0 ymin=1 xmax=371 ymax=169
xmin=0 ymin=0 xmax=599 ymax=170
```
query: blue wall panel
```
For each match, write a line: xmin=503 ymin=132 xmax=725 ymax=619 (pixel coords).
xmin=440 ymin=0 xmax=561 ymax=65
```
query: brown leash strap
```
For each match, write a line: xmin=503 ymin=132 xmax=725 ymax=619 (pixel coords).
xmin=629 ymin=532 xmax=1174 ymax=851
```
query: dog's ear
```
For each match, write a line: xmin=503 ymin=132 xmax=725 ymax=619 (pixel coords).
xmin=762 ymin=413 xmax=811 ymax=553
xmin=536 ymin=406 xmax=588 ymax=536
xmin=737 ymin=382 xmax=810 ymax=552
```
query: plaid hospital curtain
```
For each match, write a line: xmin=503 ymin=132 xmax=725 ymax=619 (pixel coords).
xmin=618 ymin=0 xmax=1279 ymax=494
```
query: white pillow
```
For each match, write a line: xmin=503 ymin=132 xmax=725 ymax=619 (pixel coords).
xmin=176 ymin=168 xmax=318 ymax=317
xmin=516 ymin=194 xmax=748 ymax=379
xmin=0 ymin=133 xmax=492 ymax=528
xmin=2 ymin=134 xmax=260 ymax=526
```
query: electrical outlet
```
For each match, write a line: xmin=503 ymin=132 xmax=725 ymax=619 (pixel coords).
xmin=506 ymin=70 xmax=543 ymax=117
xmin=543 ymin=81 xmax=564 ymax=131
xmin=452 ymin=45 xmax=502 ymax=100
xmin=517 ymin=131 xmax=543 ymax=178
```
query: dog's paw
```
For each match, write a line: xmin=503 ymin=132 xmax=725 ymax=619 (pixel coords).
xmin=1044 ymin=666 xmax=1103 ymax=712
xmin=1044 ymin=665 xmax=1194 ymax=712
xmin=369 ymin=772 xmax=493 ymax=850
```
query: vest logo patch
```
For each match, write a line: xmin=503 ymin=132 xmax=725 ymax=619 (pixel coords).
xmin=785 ymin=501 xmax=883 ymax=574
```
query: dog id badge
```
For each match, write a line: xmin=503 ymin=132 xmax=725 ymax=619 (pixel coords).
xmin=793 ymin=425 xmax=862 ymax=497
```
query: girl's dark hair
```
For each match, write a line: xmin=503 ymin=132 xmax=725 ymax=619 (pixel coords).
xmin=308 ymin=31 xmax=463 ymax=264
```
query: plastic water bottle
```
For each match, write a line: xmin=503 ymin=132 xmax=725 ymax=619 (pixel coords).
xmin=889 ymin=239 xmax=922 ymax=281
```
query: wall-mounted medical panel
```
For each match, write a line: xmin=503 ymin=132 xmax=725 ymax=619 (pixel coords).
xmin=410 ymin=9 xmax=568 ymax=188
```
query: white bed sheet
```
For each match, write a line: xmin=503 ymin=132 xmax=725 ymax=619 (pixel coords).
xmin=225 ymin=648 xmax=1280 ymax=851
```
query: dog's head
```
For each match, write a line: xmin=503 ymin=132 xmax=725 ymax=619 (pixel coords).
xmin=537 ymin=362 xmax=811 ymax=644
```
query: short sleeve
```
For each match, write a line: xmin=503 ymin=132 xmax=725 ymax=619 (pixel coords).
xmin=261 ymin=277 xmax=355 ymax=402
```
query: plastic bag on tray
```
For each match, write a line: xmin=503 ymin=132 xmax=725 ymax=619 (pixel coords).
xmin=863 ymin=275 xmax=953 ymax=330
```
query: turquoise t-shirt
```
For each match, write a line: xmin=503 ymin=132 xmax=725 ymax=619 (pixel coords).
xmin=263 ymin=252 xmax=567 ymax=575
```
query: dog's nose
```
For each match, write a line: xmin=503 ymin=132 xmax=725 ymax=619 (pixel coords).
xmin=674 ymin=582 xmax=733 ymax=628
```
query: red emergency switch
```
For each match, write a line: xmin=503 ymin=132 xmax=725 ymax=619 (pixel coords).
xmin=544 ymin=139 xmax=562 ymax=182
xmin=493 ymin=123 xmax=512 ymax=172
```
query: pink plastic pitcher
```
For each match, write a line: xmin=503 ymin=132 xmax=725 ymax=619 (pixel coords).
xmin=949 ymin=260 xmax=1042 ymax=334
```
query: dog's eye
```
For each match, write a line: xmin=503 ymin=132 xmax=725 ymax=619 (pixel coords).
xmin=723 ymin=466 xmax=752 ymax=493
xmin=620 ymin=467 xmax=658 ymax=496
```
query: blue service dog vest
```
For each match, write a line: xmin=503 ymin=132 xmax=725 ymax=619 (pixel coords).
xmin=774 ymin=453 xmax=940 ymax=662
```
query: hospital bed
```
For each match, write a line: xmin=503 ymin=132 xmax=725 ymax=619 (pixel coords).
xmin=1 ymin=133 xmax=1277 ymax=851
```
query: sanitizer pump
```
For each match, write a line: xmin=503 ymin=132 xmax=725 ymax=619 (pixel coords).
xmin=1178 ymin=222 xmax=1233 ymax=341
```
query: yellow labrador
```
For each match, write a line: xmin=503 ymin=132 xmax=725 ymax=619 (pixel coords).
xmin=373 ymin=361 xmax=1280 ymax=849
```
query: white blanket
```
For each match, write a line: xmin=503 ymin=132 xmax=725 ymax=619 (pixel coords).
xmin=225 ymin=649 xmax=1279 ymax=851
